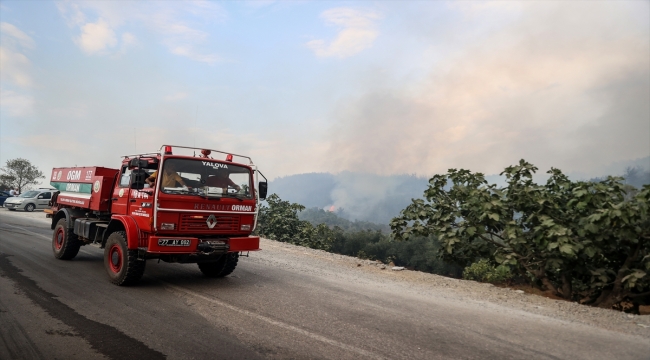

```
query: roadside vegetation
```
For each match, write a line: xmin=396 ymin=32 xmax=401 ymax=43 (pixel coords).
xmin=256 ymin=194 xmax=461 ymax=276
xmin=0 ymin=158 xmax=45 ymax=193
xmin=462 ymin=259 xmax=513 ymax=284
xmin=257 ymin=160 xmax=649 ymax=313
xmin=392 ymin=160 xmax=649 ymax=313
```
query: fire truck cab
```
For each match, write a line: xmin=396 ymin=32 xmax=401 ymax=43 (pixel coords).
xmin=47 ymin=145 xmax=267 ymax=285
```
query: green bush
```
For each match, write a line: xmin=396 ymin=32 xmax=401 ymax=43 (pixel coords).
xmin=392 ymin=160 xmax=650 ymax=310
xmin=463 ymin=259 xmax=512 ymax=284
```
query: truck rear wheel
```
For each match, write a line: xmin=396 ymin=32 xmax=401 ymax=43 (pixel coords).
xmin=198 ymin=253 xmax=239 ymax=278
xmin=52 ymin=218 xmax=81 ymax=260
xmin=104 ymin=231 xmax=145 ymax=286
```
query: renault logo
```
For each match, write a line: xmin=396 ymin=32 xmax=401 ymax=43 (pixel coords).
xmin=206 ymin=214 xmax=217 ymax=229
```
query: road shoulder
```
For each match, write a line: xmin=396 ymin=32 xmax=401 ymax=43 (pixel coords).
xmin=259 ymin=238 xmax=650 ymax=339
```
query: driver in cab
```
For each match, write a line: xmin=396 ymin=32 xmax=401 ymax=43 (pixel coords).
xmin=206 ymin=171 xmax=240 ymax=192
xmin=146 ymin=163 xmax=188 ymax=188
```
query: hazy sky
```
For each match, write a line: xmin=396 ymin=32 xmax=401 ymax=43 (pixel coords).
xmin=1 ymin=1 xmax=648 ymax=181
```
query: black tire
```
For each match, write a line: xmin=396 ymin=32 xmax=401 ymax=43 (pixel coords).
xmin=52 ymin=218 xmax=81 ymax=260
xmin=198 ymin=253 xmax=239 ymax=278
xmin=104 ymin=231 xmax=145 ymax=286
xmin=24 ymin=203 xmax=35 ymax=212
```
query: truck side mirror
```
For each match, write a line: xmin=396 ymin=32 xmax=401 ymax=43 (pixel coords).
xmin=131 ymin=170 xmax=148 ymax=189
xmin=258 ymin=182 xmax=268 ymax=200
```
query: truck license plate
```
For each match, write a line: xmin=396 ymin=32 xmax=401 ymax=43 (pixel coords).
xmin=158 ymin=239 xmax=191 ymax=246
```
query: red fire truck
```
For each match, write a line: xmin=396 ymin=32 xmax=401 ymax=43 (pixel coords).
xmin=46 ymin=145 xmax=267 ymax=285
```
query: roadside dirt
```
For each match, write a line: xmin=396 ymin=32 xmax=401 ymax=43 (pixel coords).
xmin=259 ymin=238 xmax=650 ymax=339
xmin=497 ymin=283 xmax=650 ymax=315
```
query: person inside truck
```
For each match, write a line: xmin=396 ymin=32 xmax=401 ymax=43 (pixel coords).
xmin=205 ymin=171 xmax=240 ymax=191
xmin=146 ymin=163 xmax=188 ymax=188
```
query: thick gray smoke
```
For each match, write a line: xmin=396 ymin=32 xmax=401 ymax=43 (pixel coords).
xmin=328 ymin=172 xmax=428 ymax=223
xmin=324 ymin=2 xmax=650 ymax=179
xmin=270 ymin=172 xmax=428 ymax=224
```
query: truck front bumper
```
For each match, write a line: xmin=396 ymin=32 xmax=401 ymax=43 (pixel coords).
xmin=144 ymin=236 xmax=260 ymax=254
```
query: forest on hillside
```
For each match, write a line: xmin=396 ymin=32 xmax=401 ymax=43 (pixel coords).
xmin=270 ymin=163 xmax=650 ymax=225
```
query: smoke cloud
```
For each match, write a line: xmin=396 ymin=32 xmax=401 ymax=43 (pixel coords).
xmin=325 ymin=2 xmax=649 ymax=178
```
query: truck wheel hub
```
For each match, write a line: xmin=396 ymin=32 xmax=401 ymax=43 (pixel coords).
xmin=109 ymin=246 xmax=122 ymax=272
xmin=55 ymin=229 xmax=64 ymax=250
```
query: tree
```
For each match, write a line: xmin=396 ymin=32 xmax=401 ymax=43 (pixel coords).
xmin=0 ymin=158 xmax=45 ymax=193
xmin=256 ymin=194 xmax=335 ymax=251
xmin=391 ymin=160 xmax=649 ymax=311
xmin=0 ymin=177 xmax=12 ymax=191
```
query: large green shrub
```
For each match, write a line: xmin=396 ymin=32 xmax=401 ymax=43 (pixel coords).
xmin=463 ymin=259 xmax=512 ymax=284
xmin=391 ymin=160 xmax=650 ymax=309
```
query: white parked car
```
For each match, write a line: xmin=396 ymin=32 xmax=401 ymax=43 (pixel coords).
xmin=4 ymin=189 xmax=58 ymax=212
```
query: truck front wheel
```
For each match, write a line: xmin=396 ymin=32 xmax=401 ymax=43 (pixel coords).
xmin=198 ymin=253 xmax=239 ymax=278
xmin=52 ymin=218 xmax=81 ymax=260
xmin=104 ymin=231 xmax=145 ymax=286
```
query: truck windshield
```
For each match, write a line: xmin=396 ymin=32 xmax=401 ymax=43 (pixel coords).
xmin=157 ymin=158 xmax=252 ymax=199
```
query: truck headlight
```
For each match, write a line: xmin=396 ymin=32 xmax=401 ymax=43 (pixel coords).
xmin=240 ymin=224 xmax=251 ymax=231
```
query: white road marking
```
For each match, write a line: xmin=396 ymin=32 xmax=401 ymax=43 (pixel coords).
xmin=162 ymin=282 xmax=385 ymax=360
xmin=1 ymin=223 xmax=96 ymax=256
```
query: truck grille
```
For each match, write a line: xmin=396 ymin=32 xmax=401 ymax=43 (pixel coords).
xmin=179 ymin=214 xmax=239 ymax=233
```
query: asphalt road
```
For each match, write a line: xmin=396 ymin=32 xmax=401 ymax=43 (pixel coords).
xmin=1 ymin=210 xmax=649 ymax=360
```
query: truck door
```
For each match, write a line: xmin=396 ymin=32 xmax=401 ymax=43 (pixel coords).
xmin=111 ymin=166 xmax=131 ymax=215
xmin=126 ymin=169 xmax=154 ymax=230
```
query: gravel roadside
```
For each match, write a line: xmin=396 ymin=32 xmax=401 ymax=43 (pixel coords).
xmin=3 ymin=208 xmax=649 ymax=340
xmin=257 ymin=238 xmax=650 ymax=340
